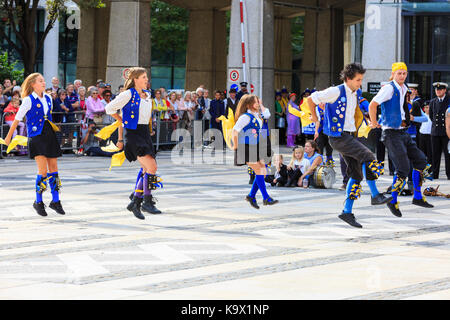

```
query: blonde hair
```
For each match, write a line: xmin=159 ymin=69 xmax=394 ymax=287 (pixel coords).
xmin=123 ymin=67 xmax=147 ymax=90
xmin=288 ymin=146 xmax=304 ymax=168
xmin=21 ymin=73 xmax=42 ymax=99
xmin=235 ymin=94 xmax=258 ymax=120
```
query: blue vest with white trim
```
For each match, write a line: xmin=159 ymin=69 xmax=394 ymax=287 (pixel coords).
xmin=26 ymin=94 xmax=53 ymax=138
xmin=122 ymin=88 xmax=151 ymax=129
xmin=323 ymin=84 xmax=364 ymax=137
xmin=238 ymin=113 xmax=260 ymax=145
xmin=261 ymin=112 xmax=269 ymax=137
xmin=316 ymin=106 xmax=325 ymax=133
xmin=379 ymin=81 xmax=403 ymax=128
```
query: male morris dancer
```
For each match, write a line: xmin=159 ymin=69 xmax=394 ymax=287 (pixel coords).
xmin=369 ymin=62 xmax=433 ymax=218
xmin=307 ymin=63 xmax=391 ymax=228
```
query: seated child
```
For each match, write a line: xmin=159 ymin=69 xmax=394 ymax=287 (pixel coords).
xmin=286 ymin=146 xmax=310 ymax=187
xmin=266 ymin=154 xmax=288 ymax=187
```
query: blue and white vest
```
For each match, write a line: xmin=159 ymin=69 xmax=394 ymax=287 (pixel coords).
xmin=261 ymin=112 xmax=269 ymax=137
xmin=304 ymin=152 xmax=323 ymax=166
xmin=26 ymin=94 xmax=53 ymax=138
xmin=379 ymin=81 xmax=404 ymax=128
xmin=238 ymin=113 xmax=261 ymax=145
xmin=323 ymin=84 xmax=364 ymax=137
xmin=316 ymin=106 xmax=325 ymax=133
xmin=122 ymin=88 xmax=151 ymax=129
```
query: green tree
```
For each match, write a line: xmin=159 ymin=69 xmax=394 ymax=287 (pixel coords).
xmin=151 ymin=0 xmax=189 ymax=54
xmin=0 ymin=0 xmax=104 ymax=77
xmin=0 ymin=52 xmax=24 ymax=83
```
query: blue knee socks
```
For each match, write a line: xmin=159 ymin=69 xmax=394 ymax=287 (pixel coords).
xmin=255 ymin=175 xmax=270 ymax=200
xmin=391 ymin=174 xmax=398 ymax=204
xmin=35 ymin=175 xmax=47 ymax=203
xmin=134 ymin=176 xmax=144 ymax=198
xmin=362 ymin=162 xmax=379 ymax=197
xmin=48 ymin=172 xmax=60 ymax=202
xmin=248 ymin=178 xmax=259 ymax=198
xmin=343 ymin=178 xmax=358 ymax=214
xmin=412 ymin=169 xmax=423 ymax=200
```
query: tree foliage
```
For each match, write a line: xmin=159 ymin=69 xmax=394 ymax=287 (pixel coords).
xmin=0 ymin=0 xmax=104 ymax=77
xmin=0 ymin=51 xmax=24 ymax=83
xmin=150 ymin=0 xmax=189 ymax=53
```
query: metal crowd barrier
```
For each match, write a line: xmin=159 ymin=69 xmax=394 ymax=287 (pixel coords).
xmin=0 ymin=110 xmax=213 ymax=157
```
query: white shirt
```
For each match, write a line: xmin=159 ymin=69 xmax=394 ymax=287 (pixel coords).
xmin=372 ymin=80 xmax=408 ymax=129
xmin=293 ymin=158 xmax=310 ymax=172
xmin=420 ymin=114 xmax=432 ymax=134
xmin=310 ymin=82 xmax=358 ymax=132
xmin=105 ymin=89 xmax=152 ymax=125
xmin=15 ymin=91 xmax=52 ymax=121
xmin=233 ymin=109 xmax=271 ymax=132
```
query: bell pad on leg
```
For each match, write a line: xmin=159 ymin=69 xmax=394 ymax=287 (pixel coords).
xmin=146 ymin=174 xmax=164 ymax=190
xmin=367 ymin=160 xmax=383 ymax=179
xmin=348 ymin=182 xmax=362 ymax=200
xmin=392 ymin=176 xmax=407 ymax=193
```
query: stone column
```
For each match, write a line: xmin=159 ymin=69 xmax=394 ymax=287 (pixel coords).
xmin=105 ymin=0 xmax=151 ymax=92
xmin=274 ymin=17 xmax=292 ymax=91
xmin=227 ymin=0 xmax=275 ymax=128
xmin=43 ymin=10 xmax=59 ymax=86
xmin=76 ymin=8 xmax=96 ymax=86
xmin=362 ymin=0 xmax=403 ymax=92
xmin=185 ymin=9 xmax=227 ymax=91
xmin=301 ymin=7 xmax=344 ymax=90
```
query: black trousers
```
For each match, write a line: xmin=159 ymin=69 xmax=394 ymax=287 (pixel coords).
xmin=431 ymin=135 xmax=450 ymax=179
xmin=287 ymin=168 xmax=304 ymax=184
xmin=382 ymin=129 xmax=427 ymax=179
xmin=371 ymin=127 xmax=394 ymax=174
xmin=317 ymin=132 xmax=333 ymax=157
xmin=329 ymin=132 xmax=377 ymax=182
xmin=418 ymin=133 xmax=432 ymax=165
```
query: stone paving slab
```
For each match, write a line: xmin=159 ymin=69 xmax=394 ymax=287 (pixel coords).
xmin=0 ymin=148 xmax=449 ymax=300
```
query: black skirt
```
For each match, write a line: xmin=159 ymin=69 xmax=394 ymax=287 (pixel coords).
xmin=234 ymin=143 xmax=261 ymax=166
xmin=28 ymin=120 xmax=62 ymax=159
xmin=124 ymin=124 xmax=156 ymax=162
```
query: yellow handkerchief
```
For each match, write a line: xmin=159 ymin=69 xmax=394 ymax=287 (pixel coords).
xmin=96 ymin=121 xmax=120 ymax=140
xmin=109 ymin=151 xmax=126 ymax=171
xmin=48 ymin=120 xmax=60 ymax=132
xmin=6 ymin=135 xmax=28 ymax=153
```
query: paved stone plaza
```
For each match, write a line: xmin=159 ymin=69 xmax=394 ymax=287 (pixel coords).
xmin=0 ymin=148 xmax=450 ymax=300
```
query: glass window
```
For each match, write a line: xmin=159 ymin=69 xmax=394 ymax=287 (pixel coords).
xmin=433 ymin=16 xmax=450 ymax=65
xmin=409 ymin=16 xmax=433 ymax=64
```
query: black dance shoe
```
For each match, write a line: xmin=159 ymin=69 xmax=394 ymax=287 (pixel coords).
xmin=49 ymin=201 xmax=66 ymax=215
xmin=127 ymin=196 xmax=145 ymax=220
xmin=141 ymin=195 xmax=162 ymax=214
xmin=263 ymin=197 xmax=279 ymax=205
xmin=245 ymin=195 xmax=260 ymax=209
xmin=371 ymin=193 xmax=392 ymax=205
xmin=387 ymin=202 xmax=402 ymax=217
xmin=338 ymin=213 xmax=362 ymax=228
xmin=412 ymin=198 xmax=434 ymax=208
xmin=33 ymin=201 xmax=47 ymax=217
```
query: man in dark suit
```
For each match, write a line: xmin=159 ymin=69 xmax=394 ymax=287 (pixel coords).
xmin=236 ymin=82 xmax=249 ymax=102
xmin=225 ymin=88 xmax=239 ymax=115
xmin=429 ymin=82 xmax=450 ymax=179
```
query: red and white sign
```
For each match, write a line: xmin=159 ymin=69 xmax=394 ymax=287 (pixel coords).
xmin=250 ymin=84 xmax=254 ymax=93
xmin=122 ymin=68 xmax=131 ymax=80
xmin=230 ymin=70 xmax=240 ymax=82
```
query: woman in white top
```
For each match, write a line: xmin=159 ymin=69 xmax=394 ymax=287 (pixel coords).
xmin=105 ymin=67 xmax=162 ymax=220
xmin=232 ymin=94 xmax=278 ymax=209
xmin=4 ymin=73 xmax=65 ymax=216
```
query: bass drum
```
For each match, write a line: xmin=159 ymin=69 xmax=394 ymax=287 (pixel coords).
xmin=312 ymin=165 xmax=336 ymax=189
